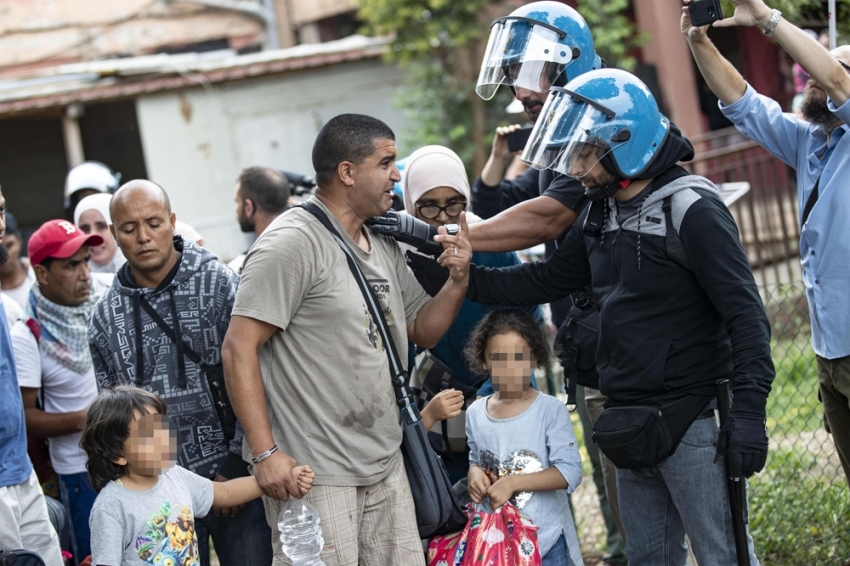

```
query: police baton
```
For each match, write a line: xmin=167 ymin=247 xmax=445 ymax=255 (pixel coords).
xmin=716 ymin=378 xmax=751 ymax=566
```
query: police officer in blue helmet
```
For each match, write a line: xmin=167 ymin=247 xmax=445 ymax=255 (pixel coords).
xmin=476 ymin=1 xmax=601 ymax=119
xmin=464 ymin=69 xmax=773 ymax=565
xmin=371 ymin=1 xmax=604 ymax=255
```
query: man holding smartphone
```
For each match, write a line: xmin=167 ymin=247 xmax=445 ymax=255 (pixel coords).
xmin=683 ymin=0 xmax=850 ymax=490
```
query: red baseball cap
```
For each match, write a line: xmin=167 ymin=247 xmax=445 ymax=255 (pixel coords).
xmin=28 ymin=219 xmax=104 ymax=266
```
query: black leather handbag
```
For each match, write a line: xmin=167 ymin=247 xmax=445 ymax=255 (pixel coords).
xmin=302 ymin=202 xmax=466 ymax=539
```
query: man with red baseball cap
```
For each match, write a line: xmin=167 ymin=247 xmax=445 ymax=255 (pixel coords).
xmin=11 ymin=218 xmax=111 ymax=563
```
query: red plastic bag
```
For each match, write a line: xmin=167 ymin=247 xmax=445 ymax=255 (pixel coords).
xmin=429 ymin=503 xmax=542 ymax=566
xmin=427 ymin=529 xmax=467 ymax=566
xmin=456 ymin=503 xmax=542 ymax=566
xmin=502 ymin=503 xmax=542 ymax=565
xmin=460 ymin=504 xmax=511 ymax=566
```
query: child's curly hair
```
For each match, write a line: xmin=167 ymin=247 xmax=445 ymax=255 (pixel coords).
xmin=80 ymin=386 xmax=168 ymax=492
xmin=464 ymin=309 xmax=549 ymax=376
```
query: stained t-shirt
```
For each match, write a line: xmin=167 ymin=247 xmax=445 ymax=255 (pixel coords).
xmin=233 ymin=197 xmax=431 ymax=486
xmin=89 ymin=465 xmax=213 ymax=566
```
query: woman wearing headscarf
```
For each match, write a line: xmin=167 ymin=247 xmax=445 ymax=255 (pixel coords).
xmin=400 ymin=145 xmax=542 ymax=481
xmin=73 ymin=194 xmax=125 ymax=273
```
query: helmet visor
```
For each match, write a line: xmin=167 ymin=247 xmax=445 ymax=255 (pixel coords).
xmin=521 ymin=88 xmax=624 ymax=178
xmin=476 ymin=18 xmax=573 ymax=100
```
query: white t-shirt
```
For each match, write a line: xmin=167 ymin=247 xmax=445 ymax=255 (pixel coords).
xmin=1 ymin=292 xmax=23 ymax=328
xmin=11 ymin=320 xmax=98 ymax=475
xmin=1 ymin=265 xmax=36 ymax=311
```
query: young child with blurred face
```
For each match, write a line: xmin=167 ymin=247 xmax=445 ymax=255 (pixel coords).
xmin=81 ymin=386 xmax=314 ymax=566
xmin=463 ymin=310 xmax=584 ymax=566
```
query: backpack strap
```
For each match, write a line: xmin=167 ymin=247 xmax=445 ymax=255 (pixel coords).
xmin=662 ymin=195 xmax=692 ymax=272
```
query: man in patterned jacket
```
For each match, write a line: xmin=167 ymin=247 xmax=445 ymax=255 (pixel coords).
xmin=88 ymin=180 xmax=271 ymax=566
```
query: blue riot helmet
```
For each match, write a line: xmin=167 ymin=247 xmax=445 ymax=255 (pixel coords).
xmin=522 ymin=69 xmax=669 ymax=190
xmin=476 ymin=1 xmax=601 ymax=100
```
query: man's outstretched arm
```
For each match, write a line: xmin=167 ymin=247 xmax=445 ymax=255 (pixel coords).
xmin=712 ymin=0 xmax=850 ymax=106
xmin=681 ymin=1 xmax=747 ymax=106
xmin=222 ymin=315 xmax=302 ymax=501
xmin=468 ymin=195 xmax=578 ymax=253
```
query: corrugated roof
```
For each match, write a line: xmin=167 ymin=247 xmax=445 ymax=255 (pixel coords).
xmin=0 ymin=35 xmax=388 ymax=116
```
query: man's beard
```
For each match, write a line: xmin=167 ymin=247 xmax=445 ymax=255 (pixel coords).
xmin=237 ymin=211 xmax=254 ymax=233
xmin=800 ymin=85 xmax=843 ymax=131
xmin=0 ymin=244 xmax=8 ymax=267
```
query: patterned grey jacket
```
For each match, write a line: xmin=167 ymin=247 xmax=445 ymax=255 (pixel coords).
xmin=89 ymin=237 xmax=245 ymax=479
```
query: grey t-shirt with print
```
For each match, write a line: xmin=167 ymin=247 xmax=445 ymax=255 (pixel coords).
xmin=232 ymin=197 xmax=430 ymax=486
xmin=89 ymin=465 xmax=214 ymax=566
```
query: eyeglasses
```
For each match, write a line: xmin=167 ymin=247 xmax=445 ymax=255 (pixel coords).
xmin=416 ymin=201 xmax=467 ymax=219
xmin=841 ymin=61 xmax=850 ymax=74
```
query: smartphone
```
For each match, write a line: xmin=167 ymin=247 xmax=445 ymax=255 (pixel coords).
xmin=688 ymin=0 xmax=723 ymax=27
xmin=505 ymin=126 xmax=533 ymax=153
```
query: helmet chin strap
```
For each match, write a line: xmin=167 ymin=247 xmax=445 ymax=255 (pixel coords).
xmin=585 ymin=179 xmax=632 ymax=202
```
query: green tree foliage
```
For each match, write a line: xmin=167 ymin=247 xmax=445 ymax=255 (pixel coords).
xmin=358 ymin=0 xmax=643 ymax=174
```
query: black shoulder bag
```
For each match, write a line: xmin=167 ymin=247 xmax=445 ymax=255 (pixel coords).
xmin=139 ymin=299 xmax=237 ymax=443
xmin=302 ymin=202 xmax=466 ymax=539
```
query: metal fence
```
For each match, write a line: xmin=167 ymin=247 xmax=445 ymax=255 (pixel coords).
xmin=566 ymin=281 xmax=847 ymax=566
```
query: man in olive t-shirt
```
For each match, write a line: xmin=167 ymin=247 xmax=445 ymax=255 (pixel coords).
xmin=223 ymin=114 xmax=472 ymax=566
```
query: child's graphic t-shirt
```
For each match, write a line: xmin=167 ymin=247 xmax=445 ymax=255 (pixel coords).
xmin=89 ymin=465 xmax=214 ymax=566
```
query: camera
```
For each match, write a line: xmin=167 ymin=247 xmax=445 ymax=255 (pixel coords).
xmin=688 ymin=0 xmax=723 ymax=27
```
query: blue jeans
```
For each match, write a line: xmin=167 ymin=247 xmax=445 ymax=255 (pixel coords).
xmin=196 ymin=497 xmax=272 ymax=566
xmin=616 ymin=417 xmax=760 ymax=566
xmin=542 ymin=534 xmax=570 ymax=566
xmin=58 ymin=472 xmax=97 ymax=563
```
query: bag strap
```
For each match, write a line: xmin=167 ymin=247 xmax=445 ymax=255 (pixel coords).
xmin=139 ymin=297 xmax=210 ymax=372
xmin=301 ymin=202 xmax=420 ymax=425
xmin=801 ymin=176 xmax=820 ymax=227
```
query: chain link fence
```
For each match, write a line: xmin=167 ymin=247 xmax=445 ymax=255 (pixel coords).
xmin=564 ymin=280 xmax=849 ymax=566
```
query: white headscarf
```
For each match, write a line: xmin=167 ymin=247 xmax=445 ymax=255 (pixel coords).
xmin=73 ymin=193 xmax=125 ymax=273
xmin=73 ymin=193 xmax=112 ymax=227
xmin=402 ymin=145 xmax=473 ymax=216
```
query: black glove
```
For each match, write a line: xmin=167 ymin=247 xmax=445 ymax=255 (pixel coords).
xmin=366 ymin=209 xmax=442 ymax=256
xmin=715 ymin=413 xmax=768 ymax=478
xmin=405 ymin=251 xmax=449 ymax=296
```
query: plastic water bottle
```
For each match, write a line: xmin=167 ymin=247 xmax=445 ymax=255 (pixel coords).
xmin=277 ymin=498 xmax=326 ymax=566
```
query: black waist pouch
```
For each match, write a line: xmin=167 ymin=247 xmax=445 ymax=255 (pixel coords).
xmin=593 ymin=396 xmax=710 ymax=469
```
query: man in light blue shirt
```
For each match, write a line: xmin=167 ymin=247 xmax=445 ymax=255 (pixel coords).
xmin=682 ymin=0 xmax=850 ymax=487
xmin=0 ymin=188 xmax=63 ymax=565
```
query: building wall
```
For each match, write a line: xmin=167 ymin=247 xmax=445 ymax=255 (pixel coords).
xmin=0 ymin=0 xmax=264 ymax=76
xmin=134 ymin=58 xmax=409 ymax=261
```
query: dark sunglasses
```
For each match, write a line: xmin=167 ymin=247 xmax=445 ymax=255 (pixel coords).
xmin=416 ymin=201 xmax=467 ymax=219
xmin=841 ymin=61 xmax=850 ymax=74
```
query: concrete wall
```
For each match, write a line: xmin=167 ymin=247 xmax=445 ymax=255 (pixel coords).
xmin=135 ymin=58 xmax=408 ymax=261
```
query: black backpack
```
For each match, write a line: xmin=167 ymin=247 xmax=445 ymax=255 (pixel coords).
xmin=556 ymin=195 xmax=691 ymax=405
xmin=0 ymin=549 xmax=47 ymax=566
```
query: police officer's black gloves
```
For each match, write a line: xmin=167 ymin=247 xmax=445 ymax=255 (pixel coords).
xmin=715 ymin=413 xmax=769 ymax=479
xmin=405 ymin=251 xmax=449 ymax=296
xmin=366 ymin=209 xmax=443 ymax=256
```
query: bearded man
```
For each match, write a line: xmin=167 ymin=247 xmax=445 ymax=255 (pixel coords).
xmin=683 ymin=0 xmax=850 ymax=488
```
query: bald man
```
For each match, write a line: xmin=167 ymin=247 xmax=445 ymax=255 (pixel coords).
xmin=683 ymin=0 xmax=850 ymax=489
xmin=87 ymin=180 xmax=272 ymax=565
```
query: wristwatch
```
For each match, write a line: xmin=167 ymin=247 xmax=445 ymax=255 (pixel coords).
xmin=762 ymin=9 xmax=782 ymax=37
